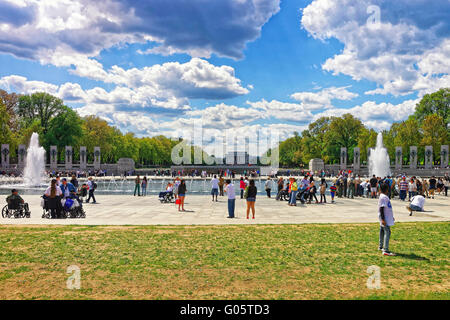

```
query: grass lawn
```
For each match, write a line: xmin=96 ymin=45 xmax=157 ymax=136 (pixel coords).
xmin=0 ymin=222 xmax=448 ymax=300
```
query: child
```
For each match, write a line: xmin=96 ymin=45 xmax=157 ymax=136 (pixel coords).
xmin=329 ymin=184 xmax=337 ymax=203
xmin=319 ymin=178 xmax=327 ymax=203
xmin=378 ymin=183 xmax=396 ymax=256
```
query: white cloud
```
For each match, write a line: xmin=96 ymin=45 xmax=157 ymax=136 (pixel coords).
xmin=301 ymin=0 xmax=450 ymax=96
xmin=290 ymin=86 xmax=358 ymax=110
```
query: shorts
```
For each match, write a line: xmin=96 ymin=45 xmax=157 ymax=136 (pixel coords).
xmin=371 ymin=187 xmax=377 ymax=193
xmin=246 ymin=197 xmax=256 ymax=202
xmin=211 ymin=188 xmax=218 ymax=195
xmin=409 ymin=204 xmax=422 ymax=211
xmin=330 ymin=192 xmax=335 ymax=197
xmin=178 ymin=194 xmax=185 ymax=197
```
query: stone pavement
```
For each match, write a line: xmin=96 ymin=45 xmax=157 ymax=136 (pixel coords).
xmin=1 ymin=194 xmax=449 ymax=226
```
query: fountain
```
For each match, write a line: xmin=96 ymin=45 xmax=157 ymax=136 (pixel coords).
xmin=368 ymin=132 xmax=391 ymax=178
xmin=23 ymin=133 xmax=46 ymax=186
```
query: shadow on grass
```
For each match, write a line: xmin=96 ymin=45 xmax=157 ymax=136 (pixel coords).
xmin=395 ymin=253 xmax=430 ymax=261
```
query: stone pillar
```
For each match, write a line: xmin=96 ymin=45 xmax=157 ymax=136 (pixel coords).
xmin=94 ymin=147 xmax=101 ymax=170
xmin=18 ymin=144 xmax=26 ymax=168
xmin=395 ymin=147 xmax=402 ymax=170
xmin=424 ymin=146 xmax=433 ymax=169
xmin=80 ymin=147 xmax=87 ymax=170
xmin=441 ymin=145 xmax=449 ymax=168
xmin=65 ymin=146 xmax=73 ymax=170
xmin=1 ymin=144 xmax=10 ymax=169
xmin=340 ymin=147 xmax=347 ymax=170
xmin=50 ymin=146 xmax=58 ymax=170
xmin=409 ymin=146 xmax=417 ymax=169
xmin=353 ymin=147 xmax=360 ymax=171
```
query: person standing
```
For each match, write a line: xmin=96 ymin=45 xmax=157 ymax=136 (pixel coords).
xmin=86 ymin=177 xmax=97 ymax=204
xmin=218 ymin=176 xmax=225 ymax=196
xmin=141 ymin=176 xmax=147 ymax=196
xmin=224 ymin=179 xmax=235 ymax=218
xmin=378 ymin=183 xmax=396 ymax=256
xmin=370 ymin=175 xmax=378 ymax=199
xmin=288 ymin=178 xmax=298 ymax=206
xmin=408 ymin=178 xmax=416 ymax=201
xmin=211 ymin=175 xmax=219 ymax=202
xmin=399 ymin=176 xmax=408 ymax=201
xmin=239 ymin=177 xmax=246 ymax=199
xmin=44 ymin=179 xmax=63 ymax=218
xmin=177 ymin=180 xmax=186 ymax=211
xmin=348 ymin=176 xmax=355 ymax=199
xmin=428 ymin=176 xmax=437 ymax=199
xmin=245 ymin=180 xmax=257 ymax=219
xmin=319 ymin=178 xmax=327 ymax=203
xmin=265 ymin=179 xmax=272 ymax=198
xmin=444 ymin=176 xmax=450 ymax=197
xmin=134 ymin=175 xmax=141 ymax=196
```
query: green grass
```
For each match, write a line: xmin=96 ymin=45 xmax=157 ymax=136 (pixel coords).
xmin=0 ymin=222 xmax=448 ymax=299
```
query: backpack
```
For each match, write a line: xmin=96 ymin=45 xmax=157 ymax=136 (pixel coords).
xmin=93 ymin=182 xmax=97 ymax=190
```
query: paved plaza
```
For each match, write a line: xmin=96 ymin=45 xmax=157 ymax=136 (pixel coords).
xmin=1 ymin=194 xmax=449 ymax=225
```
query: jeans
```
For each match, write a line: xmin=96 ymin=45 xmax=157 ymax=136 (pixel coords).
xmin=134 ymin=184 xmax=141 ymax=196
xmin=289 ymin=191 xmax=298 ymax=205
xmin=320 ymin=193 xmax=326 ymax=203
xmin=240 ymin=189 xmax=244 ymax=199
xmin=142 ymin=186 xmax=147 ymax=196
xmin=266 ymin=189 xmax=271 ymax=198
xmin=228 ymin=199 xmax=235 ymax=218
xmin=399 ymin=190 xmax=407 ymax=201
xmin=408 ymin=191 xmax=416 ymax=200
xmin=379 ymin=225 xmax=391 ymax=251
xmin=348 ymin=185 xmax=354 ymax=198
xmin=86 ymin=190 xmax=96 ymax=203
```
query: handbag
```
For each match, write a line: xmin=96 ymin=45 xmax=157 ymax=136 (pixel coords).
xmin=244 ymin=186 xmax=249 ymax=199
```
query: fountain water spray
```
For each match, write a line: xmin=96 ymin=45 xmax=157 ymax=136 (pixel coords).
xmin=368 ymin=132 xmax=391 ymax=178
xmin=23 ymin=133 xmax=46 ymax=186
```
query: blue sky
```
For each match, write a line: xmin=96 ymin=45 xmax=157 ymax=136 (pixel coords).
xmin=0 ymin=0 xmax=448 ymax=152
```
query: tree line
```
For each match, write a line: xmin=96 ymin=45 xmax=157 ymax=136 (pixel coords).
xmin=274 ymin=88 xmax=449 ymax=166
xmin=0 ymin=90 xmax=182 ymax=166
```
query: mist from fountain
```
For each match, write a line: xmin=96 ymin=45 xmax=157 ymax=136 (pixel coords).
xmin=23 ymin=133 xmax=46 ymax=186
xmin=368 ymin=132 xmax=391 ymax=178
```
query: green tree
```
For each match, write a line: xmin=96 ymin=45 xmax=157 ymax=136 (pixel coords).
xmin=392 ymin=118 xmax=423 ymax=164
xmin=414 ymin=88 xmax=449 ymax=128
xmin=420 ymin=114 xmax=449 ymax=161
xmin=324 ymin=114 xmax=365 ymax=164
xmin=17 ymin=92 xmax=66 ymax=134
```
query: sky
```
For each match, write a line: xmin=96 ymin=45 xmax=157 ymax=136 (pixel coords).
xmin=0 ymin=0 xmax=449 ymax=156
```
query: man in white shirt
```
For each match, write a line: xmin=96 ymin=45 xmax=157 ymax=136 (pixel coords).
xmin=407 ymin=195 xmax=425 ymax=216
xmin=224 ymin=179 xmax=235 ymax=218
xmin=378 ymin=183 xmax=396 ymax=256
xmin=211 ymin=175 xmax=219 ymax=202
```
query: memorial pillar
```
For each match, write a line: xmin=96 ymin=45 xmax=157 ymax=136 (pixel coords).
xmin=424 ymin=146 xmax=433 ymax=169
xmin=94 ymin=147 xmax=101 ymax=170
xmin=80 ymin=146 xmax=87 ymax=170
xmin=1 ymin=144 xmax=10 ymax=169
xmin=50 ymin=146 xmax=58 ymax=170
xmin=340 ymin=147 xmax=347 ymax=171
xmin=353 ymin=147 xmax=360 ymax=171
xmin=409 ymin=146 xmax=417 ymax=169
xmin=441 ymin=145 xmax=449 ymax=168
xmin=18 ymin=144 xmax=26 ymax=168
xmin=65 ymin=146 xmax=73 ymax=170
xmin=395 ymin=147 xmax=402 ymax=170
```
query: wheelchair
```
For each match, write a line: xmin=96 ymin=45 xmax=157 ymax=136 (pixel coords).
xmin=159 ymin=191 xmax=175 ymax=203
xmin=41 ymin=196 xmax=85 ymax=219
xmin=2 ymin=200 xmax=31 ymax=219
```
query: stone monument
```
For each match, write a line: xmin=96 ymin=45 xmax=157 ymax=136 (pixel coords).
xmin=80 ymin=146 xmax=87 ymax=170
xmin=441 ymin=145 xmax=449 ymax=168
xmin=117 ymin=158 xmax=135 ymax=175
xmin=18 ymin=144 xmax=26 ymax=168
xmin=65 ymin=146 xmax=73 ymax=170
xmin=424 ymin=146 xmax=433 ymax=169
xmin=395 ymin=147 xmax=402 ymax=170
xmin=409 ymin=146 xmax=417 ymax=169
xmin=353 ymin=147 xmax=360 ymax=171
xmin=50 ymin=146 xmax=58 ymax=170
xmin=309 ymin=158 xmax=325 ymax=172
xmin=1 ymin=144 xmax=9 ymax=169
xmin=94 ymin=147 xmax=101 ymax=170
xmin=340 ymin=147 xmax=347 ymax=170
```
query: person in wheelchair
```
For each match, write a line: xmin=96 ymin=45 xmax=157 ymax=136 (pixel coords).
xmin=43 ymin=179 xmax=63 ymax=219
xmin=60 ymin=178 xmax=85 ymax=218
xmin=3 ymin=189 xmax=31 ymax=218
xmin=159 ymin=183 xmax=174 ymax=203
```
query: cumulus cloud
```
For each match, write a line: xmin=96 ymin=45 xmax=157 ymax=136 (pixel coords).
xmin=0 ymin=0 xmax=280 ymax=68
xmin=301 ymin=0 xmax=450 ymax=96
xmin=290 ymin=86 xmax=358 ymax=110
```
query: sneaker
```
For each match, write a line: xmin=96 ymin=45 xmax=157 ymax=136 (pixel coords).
xmin=382 ymin=251 xmax=396 ymax=256
xmin=378 ymin=246 xmax=383 ymax=251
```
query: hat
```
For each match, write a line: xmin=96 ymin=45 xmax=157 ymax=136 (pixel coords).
xmin=11 ymin=189 xmax=17 ymax=193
